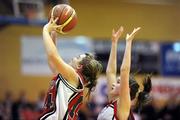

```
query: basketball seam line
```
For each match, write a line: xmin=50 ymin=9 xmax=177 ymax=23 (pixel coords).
xmin=59 ymin=6 xmax=67 ymax=24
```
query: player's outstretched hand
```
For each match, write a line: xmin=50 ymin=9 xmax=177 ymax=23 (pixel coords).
xmin=126 ymin=27 xmax=141 ymax=42
xmin=45 ymin=17 xmax=63 ymax=32
xmin=112 ymin=26 xmax=124 ymax=43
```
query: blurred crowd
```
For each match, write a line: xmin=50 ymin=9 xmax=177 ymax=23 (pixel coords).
xmin=0 ymin=91 xmax=44 ymax=120
xmin=0 ymin=91 xmax=179 ymax=120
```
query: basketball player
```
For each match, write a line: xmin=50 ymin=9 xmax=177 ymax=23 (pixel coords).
xmin=39 ymin=17 xmax=103 ymax=120
xmin=97 ymin=27 xmax=152 ymax=120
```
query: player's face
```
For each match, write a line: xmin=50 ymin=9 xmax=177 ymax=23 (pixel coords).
xmin=111 ymin=83 xmax=120 ymax=96
xmin=69 ymin=54 xmax=86 ymax=69
xmin=110 ymin=77 xmax=121 ymax=99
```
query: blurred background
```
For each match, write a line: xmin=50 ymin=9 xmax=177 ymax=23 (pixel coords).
xmin=0 ymin=0 xmax=180 ymax=120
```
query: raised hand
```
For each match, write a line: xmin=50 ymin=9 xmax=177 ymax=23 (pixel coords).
xmin=112 ymin=26 xmax=124 ymax=43
xmin=126 ymin=27 xmax=141 ymax=42
xmin=46 ymin=17 xmax=63 ymax=33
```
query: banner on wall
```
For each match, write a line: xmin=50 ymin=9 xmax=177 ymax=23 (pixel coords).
xmin=161 ymin=42 xmax=180 ymax=76
xmin=151 ymin=77 xmax=180 ymax=100
xmin=21 ymin=36 xmax=94 ymax=76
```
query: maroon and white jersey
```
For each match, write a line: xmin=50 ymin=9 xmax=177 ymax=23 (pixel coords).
xmin=97 ymin=101 xmax=135 ymax=120
xmin=39 ymin=73 xmax=84 ymax=120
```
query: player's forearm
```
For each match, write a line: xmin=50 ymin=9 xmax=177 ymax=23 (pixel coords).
xmin=106 ymin=42 xmax=117 ymax=75
xmin=120 ymin=40 xmax=132 ymax=95
xmin=120 ymin=41 xmax=132 ymax=72
xmin=43 ymin=25 xmax=59 ymax=58
xmin=50 ymin=31 xmax=57 ymax=46
xmin=47 ymin=31 xmax=58 ymax=74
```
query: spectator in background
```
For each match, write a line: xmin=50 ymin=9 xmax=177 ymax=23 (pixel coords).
xmin=2 ymin=91 xmax=13 ymax=120
xmin=12 ymin=91 xmax=28 ymax=120
xmin=159 ymin=95 xmax=180 ymax=120
xmin=36 ymin=91 xmax=45 ymax=112
xmin=139 ymin=99 xmax=156 ymax=120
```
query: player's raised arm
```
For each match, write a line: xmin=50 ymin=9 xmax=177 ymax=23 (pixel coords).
xmin=43 ymin=18 xmax=78 ymax=87
xmin=117 ymin=27 xmax=141 ymax=120
xmin=106 ymin=27 xmax=123 ymax=102
xmin=47 ymin=31 xmax=58 ymax=75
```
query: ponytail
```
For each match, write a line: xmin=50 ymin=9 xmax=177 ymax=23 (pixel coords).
xmin=137 ymin=74 xmax=152 ymax=113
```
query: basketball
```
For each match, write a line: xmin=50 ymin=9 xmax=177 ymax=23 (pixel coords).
xmin=50 ymin=4 xmax=77 ymax=34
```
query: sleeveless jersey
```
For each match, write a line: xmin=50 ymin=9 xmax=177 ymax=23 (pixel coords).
xmin=97 ymin=101 xmax=135 ymax=120
xmin=39 ymin=73 xmax=84 ymax=120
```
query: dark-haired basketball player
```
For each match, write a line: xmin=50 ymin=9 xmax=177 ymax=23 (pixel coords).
xmin=39 ymin=16 xmax=103 ymax=120
xmin=97 ymin=27 xmax=152 ymax=120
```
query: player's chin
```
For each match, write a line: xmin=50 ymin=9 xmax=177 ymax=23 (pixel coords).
xmin=110 ymin=91 xmax=120 ymax=98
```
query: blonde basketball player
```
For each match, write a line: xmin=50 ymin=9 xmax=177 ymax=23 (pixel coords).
xmin=39 ymin=16 xmax=103 ymax=120
xmin=97 ymin=27 xmax=152 ymax=120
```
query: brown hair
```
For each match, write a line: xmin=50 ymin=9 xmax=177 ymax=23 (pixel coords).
xmin=79 ymin=53 xmax=103 ymax=95
xmin=136 ymin=74 xmax=152 ymax=112
xmin=129 ymin=74 xmax=152 ymax=114
xmin=129 ymin=75 xmax=139 ymax=100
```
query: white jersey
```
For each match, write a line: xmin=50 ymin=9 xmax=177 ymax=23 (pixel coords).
xmin=39 ymin=74 xmax=84 ymax=120
xmin=97 ymin=103 xmax=115 ymax=120
xmin=97 ymin=101 xmax=135 ymax=120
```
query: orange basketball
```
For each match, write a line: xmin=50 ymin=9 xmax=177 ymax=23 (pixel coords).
xmin=50 ymin=4 xmax=77 ymax=34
